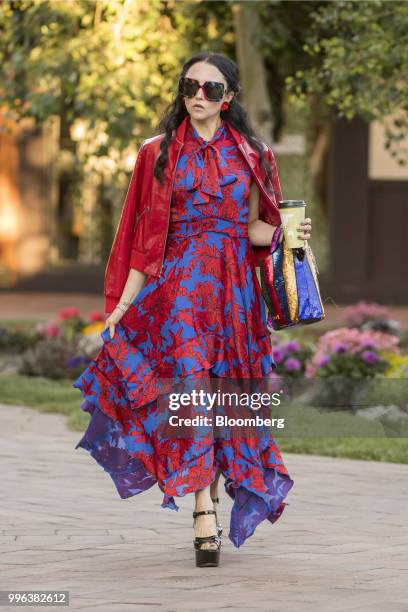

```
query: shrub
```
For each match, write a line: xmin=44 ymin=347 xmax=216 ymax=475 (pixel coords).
xmin=306 ymin=327 xmax=400 ymax=379
xmin=342 ymin=301 xmax=392 ymax=328
xmin=0 ymin=325 xmax=39 ymax=353
xmin=342 ymin=301 xmax=402 ymax=338
xmin=271 ymin=338 xmax=314 ymax=378
xmin=19 ymin=337 xmax=93 ymax=380
xmin=18 ymin=309 xmax=106 ymax=380
xmin=382 ymin=352 xmax=408 ymax=379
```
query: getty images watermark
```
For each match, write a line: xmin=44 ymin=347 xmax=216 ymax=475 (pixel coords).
xmin=160 ymin=387 xmax=286 ymax=434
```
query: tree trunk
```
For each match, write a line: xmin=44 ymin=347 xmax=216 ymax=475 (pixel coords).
xmin=233 ymin=2 xmax=275 ymax=144
xmin=57 ymin=105 xmax=80 ymax=260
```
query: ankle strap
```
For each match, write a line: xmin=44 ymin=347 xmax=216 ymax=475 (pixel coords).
xmin=193 ymin=509 xmax=216 ymax=518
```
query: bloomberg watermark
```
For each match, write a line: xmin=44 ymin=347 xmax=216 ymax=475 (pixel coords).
xmin=148 ymin=374 xmax=408 ymax=439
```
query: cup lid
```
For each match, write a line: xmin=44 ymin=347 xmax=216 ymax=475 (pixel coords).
xmin=278 ymin=199 xmax=306 ymax=208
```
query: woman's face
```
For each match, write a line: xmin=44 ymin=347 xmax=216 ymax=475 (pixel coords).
xmin=182 ymin=61 xmax=234 ymax=122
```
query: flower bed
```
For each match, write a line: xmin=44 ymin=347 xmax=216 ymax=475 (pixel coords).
xmin=0 ymin=308 xmax=105 ymax=380
xmin=0 ymin=300 xmax=406 ymax=391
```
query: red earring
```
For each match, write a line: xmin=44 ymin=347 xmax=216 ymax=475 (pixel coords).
xmin=221 ymin=101 xmax=229 ymax=111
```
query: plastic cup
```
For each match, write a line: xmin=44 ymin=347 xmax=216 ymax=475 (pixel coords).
xmin=278 ymin=200 xmax=306 ymax=248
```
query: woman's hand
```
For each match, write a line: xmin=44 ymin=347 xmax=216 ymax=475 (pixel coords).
xmin=297 ymin=217 xmax=312 ymax=241
xmin=104 ymin=307 xmax=126 ymax=339
xmin=103 ymin=270 xmax=147 ymax=339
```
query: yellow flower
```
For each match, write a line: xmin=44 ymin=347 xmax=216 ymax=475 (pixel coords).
xmin=382 ymin=352 xmax=408 ymax=378
xmin=81 ymin=322 xmax=105 ymax=336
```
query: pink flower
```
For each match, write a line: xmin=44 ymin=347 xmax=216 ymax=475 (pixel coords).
xmin=45 ymin=322 xmax=60 ymax=338
xmin=59 ymin=307 xmax=80 ymax=320
xmin=284 ymin=357 xmax=301 ymax=372
xmin=89 ymin=311 xmax=104 ymax=322
xmin=360 ymin=338 xmax=377 ymax=350
xmin=358 ymin=330 xmax=399 ymax=353
xmin=342 ymin=301 xmax=391 ymax=327
xmin=307 ymin=326 xmax=399 ymax=377
xmin=305 ymin=362 xmax=317 ymax=377
xmin=314 ymin=327 xmax=399 ymax=356
xmin=34 ymin=322 xmax=46 ymax=335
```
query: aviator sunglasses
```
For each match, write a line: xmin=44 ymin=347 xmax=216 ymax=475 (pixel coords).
xmin=178 ymin=77 xmax=226 ymax=102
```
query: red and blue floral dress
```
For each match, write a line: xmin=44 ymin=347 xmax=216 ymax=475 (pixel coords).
xmin=73 ymin=117 xmax=294 ymax=548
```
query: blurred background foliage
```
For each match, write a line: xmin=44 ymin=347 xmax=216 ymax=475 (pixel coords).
xmin=0 ymin=0 xmax=407 ymax=269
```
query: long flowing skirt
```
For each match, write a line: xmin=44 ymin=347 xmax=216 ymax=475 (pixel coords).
xmin=73 ymin=229 xmax=294 ymax=547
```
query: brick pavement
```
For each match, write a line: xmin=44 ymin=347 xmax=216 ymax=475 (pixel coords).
xmin=1 ymin=403 xmax=407 ymax=611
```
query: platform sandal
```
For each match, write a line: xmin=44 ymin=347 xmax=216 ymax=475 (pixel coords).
xmin=193 ymin=509 xmax=222 ymax=568
xmin=211 ymin=496 xmax=223 ymax=537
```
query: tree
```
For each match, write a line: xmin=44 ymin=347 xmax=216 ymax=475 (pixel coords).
xmin=284 ymin=0 xmax=408 ymax=165
xmin=0 ymin=0 xmax=189 ymax=259
xmin=183 ymin=0 xmax=408 ymax=162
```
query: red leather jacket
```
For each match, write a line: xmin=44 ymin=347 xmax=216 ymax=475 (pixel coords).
xmin=104 ymin=115 xmax=283 ymax=313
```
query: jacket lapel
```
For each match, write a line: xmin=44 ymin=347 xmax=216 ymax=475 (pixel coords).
xmin=227 ymin=123 xmax=261 ymax=169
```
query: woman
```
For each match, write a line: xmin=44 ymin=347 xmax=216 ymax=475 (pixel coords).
xmin=73 ymin=51 xmax=312 ymax=568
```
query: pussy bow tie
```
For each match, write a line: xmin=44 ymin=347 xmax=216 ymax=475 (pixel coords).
xmin=185 ymin=127 xmax=236 ymax=203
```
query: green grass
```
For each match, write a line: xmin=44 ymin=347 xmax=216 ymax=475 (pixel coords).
xmin=1 ymin=372 xmax=407 ymax=464
xmin=272 ymin=400 xmax=408 ymax=463
xmin=0 ymin=372 xmax=89 ymax=431
xmin=278 ymin=436 xmax=408 ymax=463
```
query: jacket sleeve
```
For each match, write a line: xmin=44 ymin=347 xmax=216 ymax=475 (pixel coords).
xmin=265 ymin=145 xmax=283 ymax=206
xmin=103 ymin=143 xmax=146 ymax=314
xmin=251 ymin=145 xmax=283 ymax=267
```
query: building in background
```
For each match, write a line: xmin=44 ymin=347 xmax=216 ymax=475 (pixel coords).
xmin=327 ymin=115 xmax=408 ymax=303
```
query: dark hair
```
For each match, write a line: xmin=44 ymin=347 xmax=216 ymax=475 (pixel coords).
xmin=153 ymin=51 xmax=271 ymax=183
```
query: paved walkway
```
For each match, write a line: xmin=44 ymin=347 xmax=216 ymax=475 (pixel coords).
xmin=1 ymin=403 xmax=407 ymax=612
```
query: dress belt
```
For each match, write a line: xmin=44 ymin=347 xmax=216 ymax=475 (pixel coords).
xmin=168 ymin=217 xmax=249 ymax=238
